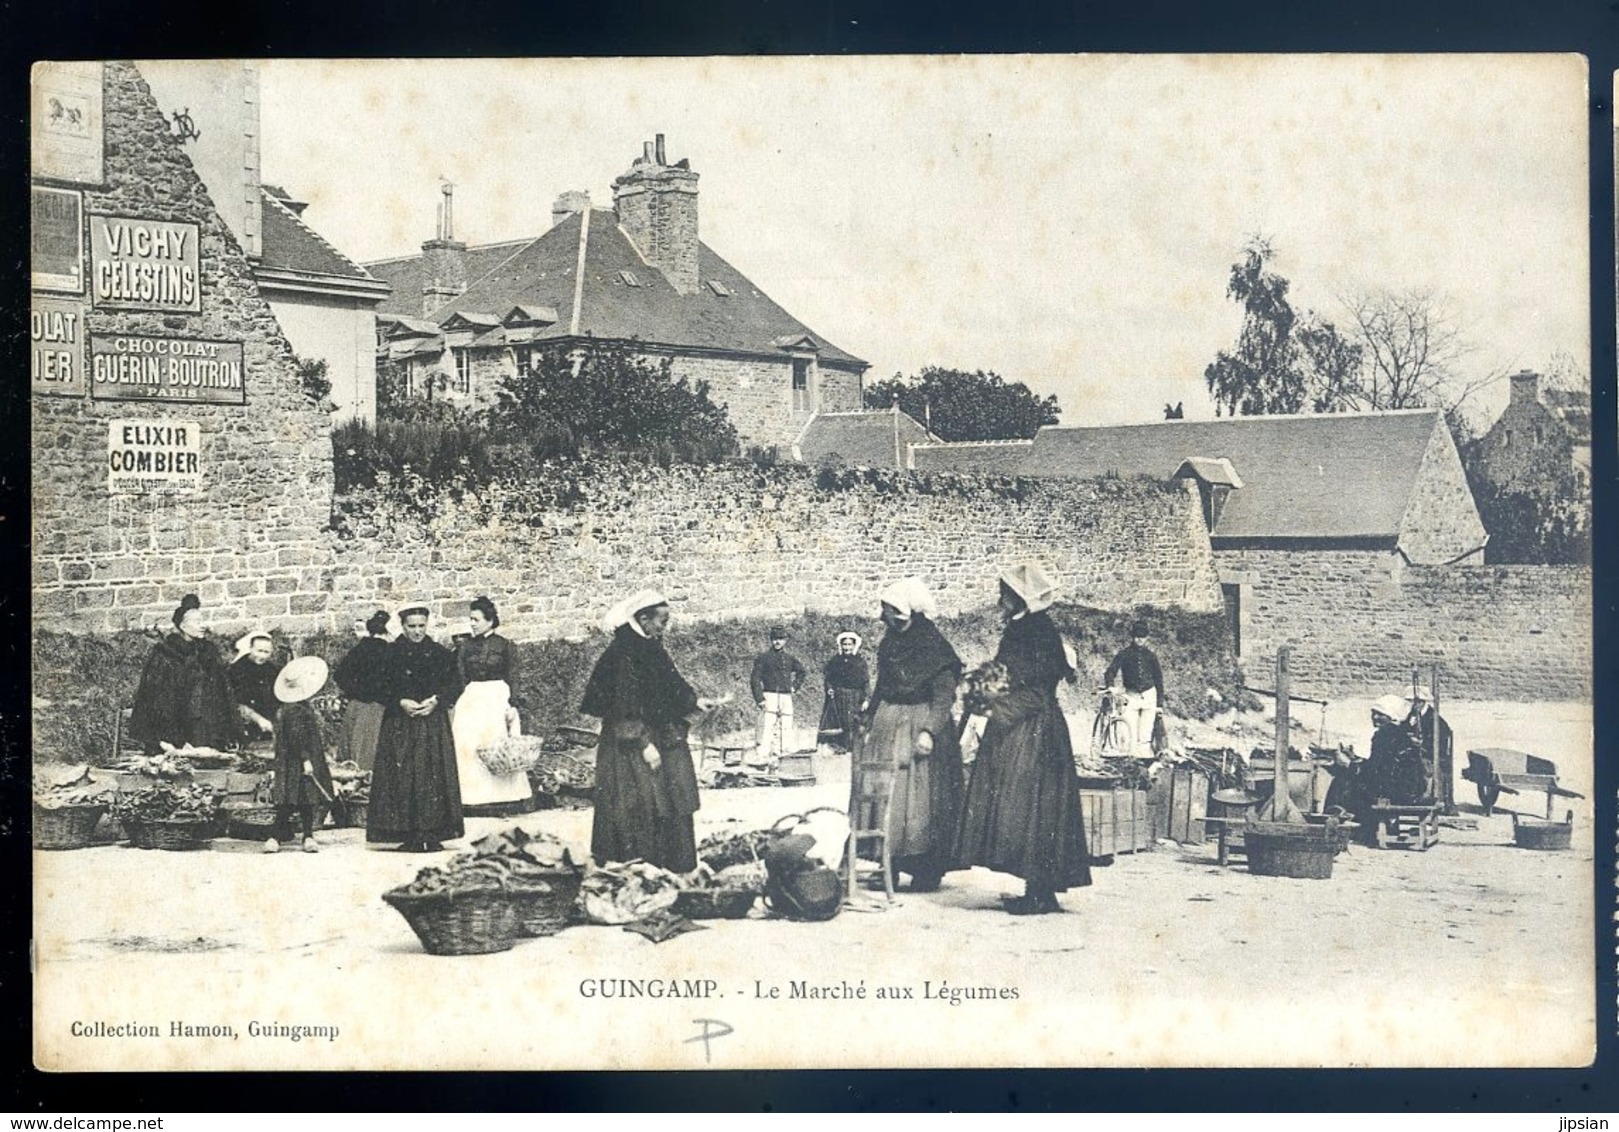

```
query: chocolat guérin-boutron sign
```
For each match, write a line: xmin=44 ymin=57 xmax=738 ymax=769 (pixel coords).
xmin=107 ymin=419 xmax=202 ymax=494
xmin=89 ymin=335 xmax=246 ymax=405
xmin=89 ymin=216 xmax=201 ymax=313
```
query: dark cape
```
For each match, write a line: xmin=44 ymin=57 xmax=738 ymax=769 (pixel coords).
xmin=818 ymin=654 xmax=870 ymax=742
xmin=862 ymin=614 xmax=965 ymax=879
xmin=271 ymin=701 xmax=334 ymax=806
xmin=333 ymin=636 xmax=390 ymax=773
xmin=333 ymin=636 xmax=392 ymax=705
xmin=581 ymin=624 xmax=701 ymax=872
xmin=955 ymin=611 xmax=1092 ymax=892
xmin=366 ymin=635 xmax=465 ymax=845
xmin=127 ymin=633 xmax=235 ymax=753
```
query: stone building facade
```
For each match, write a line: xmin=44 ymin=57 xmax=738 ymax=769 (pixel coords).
xmin=365 ymin=137 xmax=868 ymax=449
xmin=31 ymin=61 xmax=336 ymax=633
xmin=1473 ymin=369 xmax=1591 ymax=495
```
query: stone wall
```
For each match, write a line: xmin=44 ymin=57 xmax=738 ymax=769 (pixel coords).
xmin=1396 ymin=413 xmax=1489 ymax=564
xmin=323 ymin=466 xmax=1224 ymax=640
xmin=31 ymin=61 xmax=334 ymax=634
xmin=1219 ymin=547 xmax=1591 ymax=700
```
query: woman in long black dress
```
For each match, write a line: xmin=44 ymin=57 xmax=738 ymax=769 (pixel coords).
xmin=127 ymin=593 xmax=235 ymax=753
xmin=818 ymin=631 xmax=869 ymax=753
xmin=366 ymin=606 xmax=465 ymax=852
xmin=580 ymin=589 xmax=719 ymax=874
xmin=333 ymin=610 xmax=391 ymax=773
xmin=955 ymin=563 xmax=1091 ymax=915
xmin=863 ymin=578 xmax=965 ymax=893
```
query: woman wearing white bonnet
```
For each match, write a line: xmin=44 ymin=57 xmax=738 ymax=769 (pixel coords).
xmin=955 ymin=562 xmax=1091 ymax=915
xmin=859 ymin=576 xmax=964 ymax=892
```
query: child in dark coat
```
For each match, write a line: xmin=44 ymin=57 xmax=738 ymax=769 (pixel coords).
xmin=267 ymin=656 xmax=334 ymax=854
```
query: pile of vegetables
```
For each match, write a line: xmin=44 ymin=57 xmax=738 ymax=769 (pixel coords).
xmin=390 ymin=826 xmax=582 ymax=900
xmin=530 ymin=748 xmax=596 ymax=796
xmin=962 ymin=660 xmax=1011 ymax=716
xmin=111 ymin=783 xmax=221 ymax=825
xmin=34 ymin=766 xmax=113 ymax=810
xmin=330 ymin=762 xmax=371 ymax=804
xmin=697 ymin=828 xmax=771 ymax=872
xmin=577 ymin=861 xmax=683 ymax=925
xmin=114 ymin=752 xmax=196 ymax=779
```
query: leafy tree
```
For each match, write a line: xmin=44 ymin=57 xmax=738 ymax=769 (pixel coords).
xmin=1204 ymin=238 xmax=1311 ymax=416
xmin=863 ymin=366 xmax=1060 ymax=441
xmin=485 ymin=342 xmax=739 ymax=466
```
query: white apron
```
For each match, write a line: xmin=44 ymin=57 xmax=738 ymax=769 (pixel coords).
xmin=451 ymin=679 xmax=531 ymax=806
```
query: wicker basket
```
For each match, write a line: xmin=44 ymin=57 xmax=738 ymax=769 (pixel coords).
xmin=479 ymin=735 xmax=545 ymax=778
xmin=338 ymin=799 xmax=369 ymax=829
xmin=382 ymin=886 xmax=521 ymax=955
xmin=674 ymin=888 xmax=757 ymax=920
xmin=510 ymin=871 xmax=583 ymax=937
xmin=33 ymin=802 xmax=108 ymax=850
xmin=124 ymin=816 xmax=218 ymax=851
xmin=224 ymin=805 xmax=280 ymax=840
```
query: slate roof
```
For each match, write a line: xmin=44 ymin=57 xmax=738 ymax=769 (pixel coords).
xmin=794 ymin=410 xmax=937 ymax=468
xmin=363 ymin=209 xmax=866 ymax=368
xmin=912 ymin=409 xmax=1446 ymax=541
xmin=258 ymin=190 xmax=379 ymax=283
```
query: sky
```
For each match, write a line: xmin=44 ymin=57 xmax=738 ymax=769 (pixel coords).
xmin=258 ymin=55 xmax=1589 ymax=427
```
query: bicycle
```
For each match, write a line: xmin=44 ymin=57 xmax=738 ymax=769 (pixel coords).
xmin=1091 ymin=688 xmax=1133 ymax=757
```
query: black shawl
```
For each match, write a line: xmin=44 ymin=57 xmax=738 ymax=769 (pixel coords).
xmin=127 ymin=633 xmax=235 ymax=750
xmin=580 ymin=624 xmax=698 ymax=732
xmin=872 ymin=614 xmax=962 ymax=706
xmin=994 ymin=612 xmax=1073 ymax=697
xmin=333 ymin=636 xmax=392 ymax=704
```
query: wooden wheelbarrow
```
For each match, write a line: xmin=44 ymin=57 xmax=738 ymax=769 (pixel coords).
xmin=1462 ymin=748 xmax=1584 ymax=818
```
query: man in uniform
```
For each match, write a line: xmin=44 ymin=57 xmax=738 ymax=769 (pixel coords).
xmin=751 ymin=626 xmax=807 ymax=760
xmin=1103 ymin=620 xmax=1165 ymax=755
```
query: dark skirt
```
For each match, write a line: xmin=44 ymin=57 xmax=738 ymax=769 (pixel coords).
xmin=955 ymin=688 xmax=1091 ymax=893
xmin=818 ymin=688 xmax=864 ymax=748
xmin=862 ymin=700 xmax=963 ymax=868
xmin=340 ymin=700 xmax=385 ymax=773
xmin=590 ymin=733 xmax=698 ymax=873
xmin=366 ymin=710 xmax=464 ymax=844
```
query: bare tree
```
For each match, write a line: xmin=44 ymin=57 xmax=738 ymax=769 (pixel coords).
xmin=1338 ymin=287 xmax=1498 ymax=417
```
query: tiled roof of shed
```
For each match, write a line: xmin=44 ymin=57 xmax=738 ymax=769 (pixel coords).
xmin=912 ymin=410 xmax=1445 ymax=541
xmin=795 ymin=410 xmax=937 ymax=469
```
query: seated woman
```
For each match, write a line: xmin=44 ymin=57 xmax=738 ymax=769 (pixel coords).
xmin=228 ymin=630 xmax=283 ymax=744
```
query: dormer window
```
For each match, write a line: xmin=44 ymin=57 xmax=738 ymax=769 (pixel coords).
xmin=617 ymin=269 xmax=641 ymax=287
xmin=706 ymin=279 xmax=732 ymax=297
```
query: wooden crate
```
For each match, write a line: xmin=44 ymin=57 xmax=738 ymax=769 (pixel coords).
xmin=1079 ymin=785 xmax=1152 ymax=858
xmin=1148 ymin=766 xmax=1209 ymax=845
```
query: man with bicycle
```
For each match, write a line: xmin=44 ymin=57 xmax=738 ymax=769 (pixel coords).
xmin=1103 ymin=620 xmax=1165 ymax=756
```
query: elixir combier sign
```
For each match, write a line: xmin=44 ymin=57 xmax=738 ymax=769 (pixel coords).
xmin=89 ymin=216 xmax=201 ymax=312
xmin=89 ymin=335 xmax=245 ymax=404
xmin=107 ymin=419 xmax=202 ymax=494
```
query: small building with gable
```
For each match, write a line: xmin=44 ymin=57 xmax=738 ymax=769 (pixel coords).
xmin=1472 ymin=369 xmax=1592 ymax=495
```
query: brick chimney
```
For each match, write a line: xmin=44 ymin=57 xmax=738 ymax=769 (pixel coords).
xmin=611 ymin=134 xmax=700 ymax=295
xmin=421 ymin=181 xmax=467 ymax=315
xmin=1508 ymin=369 xmax=1541 ymax=406
xmin=552 ymin=190 xmax=591 ymax=228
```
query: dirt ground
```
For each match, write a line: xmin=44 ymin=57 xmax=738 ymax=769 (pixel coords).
xmin=33 ymin=699 xmax=1594 ymax=1071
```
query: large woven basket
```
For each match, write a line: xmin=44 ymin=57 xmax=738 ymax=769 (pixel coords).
xmin=224 ymin=803 xmax=332 ymax=840
xmin=123 ymin=816 xmax=218 ymax=851
xmin=33 ymin=802 xmax=108 ymax=850
xmin=383 ymin=886 xmax=521 ymax=955
xmin=510 ymin=871 xmax=583 ymax=937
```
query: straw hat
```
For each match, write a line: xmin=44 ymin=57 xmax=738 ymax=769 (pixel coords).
xmin=999 ymin=562 xmax=1058 ymax=613
xmin=274 ymin=657 xmax=329 ymax=704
